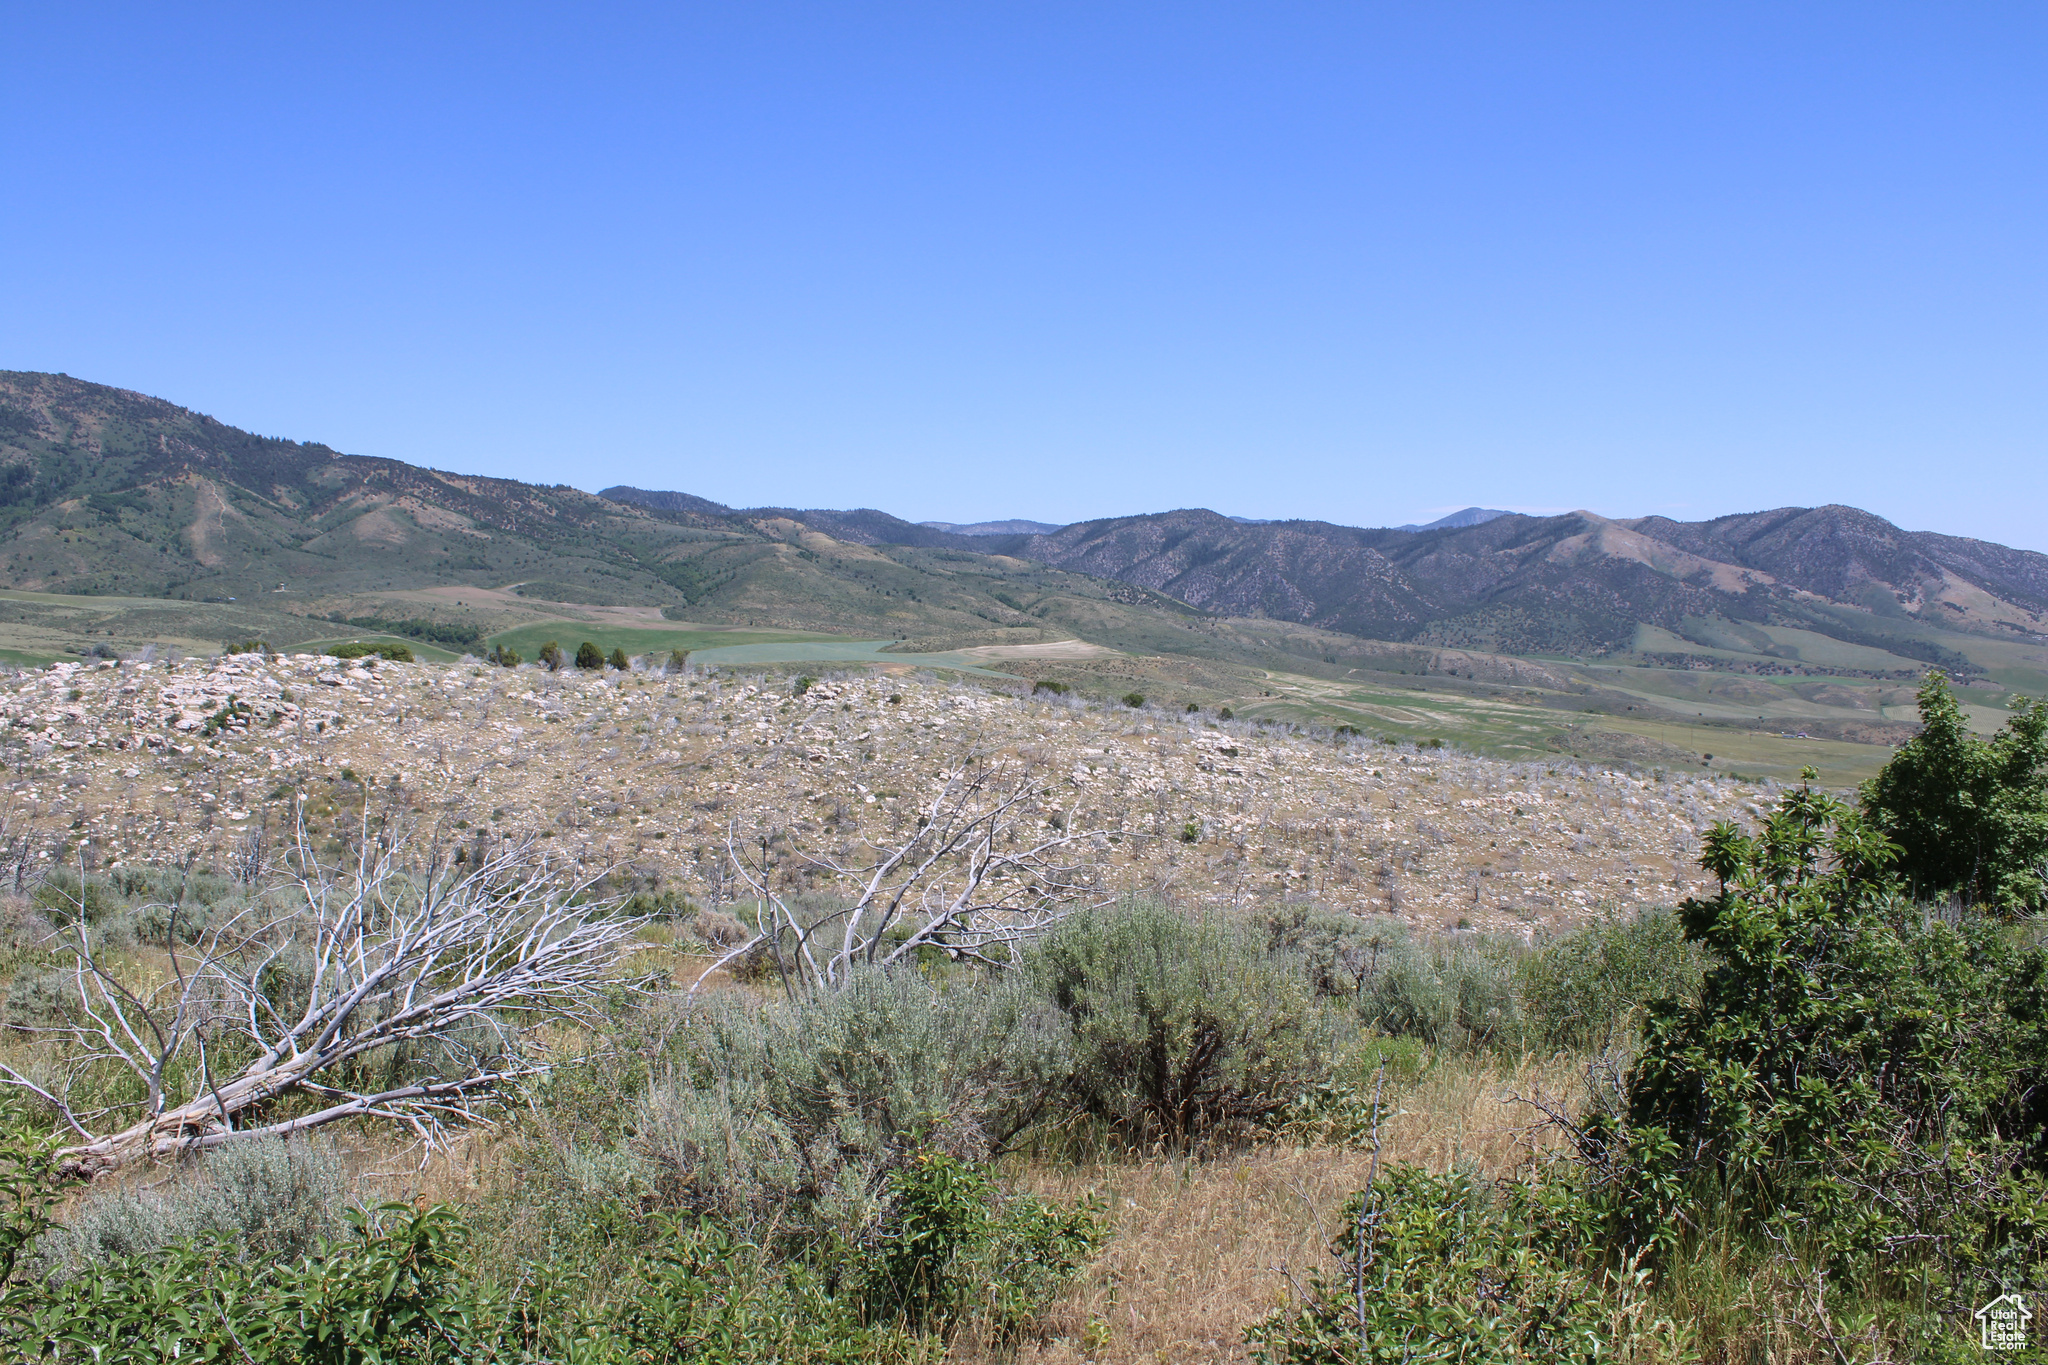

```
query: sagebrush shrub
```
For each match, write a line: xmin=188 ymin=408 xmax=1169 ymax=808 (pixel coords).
xmin=634 ymin=968 xmax=1069 ymax=1236
xmin=1351 ymin=921 xmax=1525 ymax=1051
xmin=1258 ymin=900 xmax=1399 ymax=1000
xmin=1031 ymin=900 xmax=1331 ymax=1148
xmin=35 ymin=1137 xmax=347 ymax=1277
xmin=1518 ymin=907 xmax=1710 ymax=1052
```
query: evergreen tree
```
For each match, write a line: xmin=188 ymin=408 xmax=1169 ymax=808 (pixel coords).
xmin=575 ymin=641 xmax=603 ymax=670
xmin=1861 ymin=671 xmax=2048 ymax=912
xmin=537 ymin=641 xmax=563 ymax=671
xmin=608 ymin=647 xmax=630 ymax=671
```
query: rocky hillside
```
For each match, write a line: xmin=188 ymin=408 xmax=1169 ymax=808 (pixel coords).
xmin=1 ymin=653 xmax=1753 ymax=936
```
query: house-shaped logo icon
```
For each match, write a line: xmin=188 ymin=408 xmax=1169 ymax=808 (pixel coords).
xmin=1977 ymin=1293 xmax=2032 ymax=1351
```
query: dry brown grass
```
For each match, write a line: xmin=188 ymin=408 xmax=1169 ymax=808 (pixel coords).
xmin=977 ymin=1053 xmax=1585 ymax=1365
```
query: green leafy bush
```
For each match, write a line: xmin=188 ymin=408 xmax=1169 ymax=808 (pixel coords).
xmin=1861 ymin=670 xmax=2048 ymax=912
xmin=9 ymin=1202 xmax=489 ymax=1365
xmin=538 ymin=640 xmax=563 ymax=670
xmin=1246 ymin=1165 xmax=1675 ymax=1363
xmin=576 ymin=641 xmax=603 ymax=670
xmin=4 ymin=1184 xmax=952 ymax=1363
xmin=601 ymin=1218 xmax=935 ymax=1363
xmin=0 ymin=1103 xmax=55 ymax=1304
xmin=1592 ymin=777 xmax=2048 ymax=1333
xmin=865 ymin=1151 xmax=1104 ymax=1343
xmin=1120 ymin=691 xmax=1144 ymax=708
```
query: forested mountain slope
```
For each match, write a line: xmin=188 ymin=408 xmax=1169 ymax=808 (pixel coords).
xmin=6 ymin=372 xmax=2043 ymax=677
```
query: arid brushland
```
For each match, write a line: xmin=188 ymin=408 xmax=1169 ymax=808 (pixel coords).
xmin=2 ymin=651 xmax=1750 ymax=933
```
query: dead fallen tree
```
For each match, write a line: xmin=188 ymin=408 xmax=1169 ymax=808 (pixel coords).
xmin=2 ymin=834 xmax=641 ymax=1180
xmin=696 ymin=753 xmax=1111 ymax=997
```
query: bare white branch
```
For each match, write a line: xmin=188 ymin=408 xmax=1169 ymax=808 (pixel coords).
xmin=3 ymin=827 xmax=644 ymax=1180
xmin=691 ymin=752 xmax=1109 ymax=997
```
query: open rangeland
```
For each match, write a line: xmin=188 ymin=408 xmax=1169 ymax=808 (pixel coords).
xmin=0 ymin=651 xmax=1760 ymax=936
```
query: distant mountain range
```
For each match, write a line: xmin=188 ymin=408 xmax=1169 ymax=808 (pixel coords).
xmin=1395 ymin=507 xmax=1512 ymax=533
xmin=5 ymin=372 xmax=2044 ymax=675
xmin=917 ymin=518 xmax=1063 ymax=537
xmin=1225 ymin=507 xmax=1509 ymax=532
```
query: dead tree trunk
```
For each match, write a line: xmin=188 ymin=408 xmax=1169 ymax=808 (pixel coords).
xmin=2 ymin=830 xmax=643 ymax=1180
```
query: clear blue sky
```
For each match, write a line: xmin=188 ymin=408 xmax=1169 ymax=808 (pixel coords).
xmin=4 ymin=4 xmax=2043 ymax=548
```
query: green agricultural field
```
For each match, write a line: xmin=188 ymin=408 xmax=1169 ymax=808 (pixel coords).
xmin=1230 ymin=669 xmax=1580 ymax=759
xmin=695 ymin=639 xmax=1025 ymax=676
xmin=1635 ymin=620 xmax=1931 ymax=672
xmin=479 ymin=623 xmax=1026 ymax=678
xmin=1587 ymin=713 xmax=1892 ymax=786
xmin=482 ymin=621 xmax=848 ymax=664
xmin=1217 ymin=662 xmax=1906 ymax=786
xmin=0 ymin=588 xmax=344 ymax=663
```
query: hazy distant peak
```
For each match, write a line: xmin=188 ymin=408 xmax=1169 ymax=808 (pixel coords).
xmin=1392 ymin=507 xmax=1513 ymax=533
xmin=918 ymin=518 xmax=1063 ymax=536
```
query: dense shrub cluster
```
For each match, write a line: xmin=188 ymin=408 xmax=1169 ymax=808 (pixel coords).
xmin=629 ymin=970 xmax=1069 ymax=1239
xmin=7 ymin=1191 xmax=937 ymax=1363
xmin=0 ymin=1109 xmax=1093 ymax=1362
xmin=1596 ymin=782 xmax=2048 ymax=1337
xmin=325 ymin=614 xmax=485 ymax=650
xmin=32 ymin=1138 xmax=346 ymax=1277
xmin=1033 ymin=902 xmax=1331 ymax=1148
xmin=1246 ymin=1166 xmax=1679 ymax=1363
xmin=1256 ymin=898 xmax=1707 ymax=1057
xmin=1254 ymin=765 xmax=2048 ymax=1361
xmin=326 ymin=641 xmax=413 ymax=662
